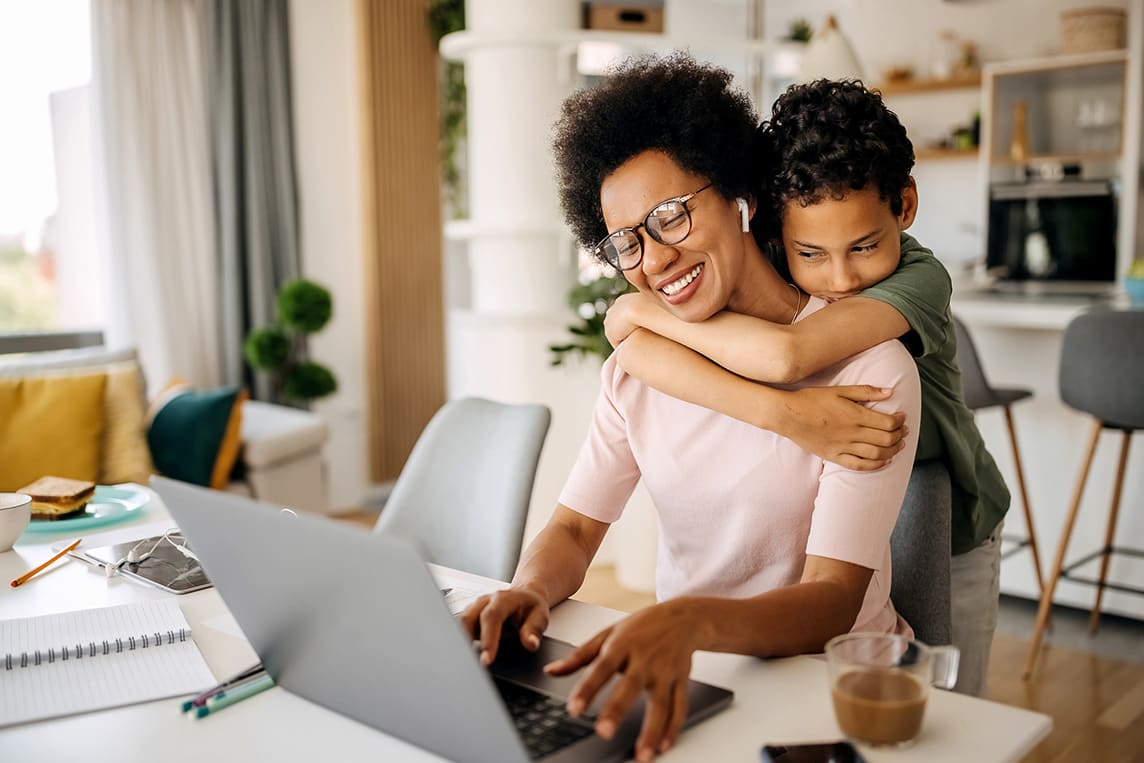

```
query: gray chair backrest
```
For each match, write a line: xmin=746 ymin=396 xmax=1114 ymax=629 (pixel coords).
xmin=952 ymin=314 xmax=994 ymax=410
xmin=1059 ymin=309 xmax=1144 ymax=431
xmin=890 ymin=459 xmax=953 ymax=646
xmin=374 ymin=397 xmax=552 ymax=582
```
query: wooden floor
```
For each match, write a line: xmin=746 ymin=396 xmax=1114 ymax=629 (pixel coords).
xmin=574 ymin=565 xmax=1144 ymax=763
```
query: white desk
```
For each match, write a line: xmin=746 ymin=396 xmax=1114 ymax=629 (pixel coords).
xmin=1 ymin=490 xmax=1051 ymax=762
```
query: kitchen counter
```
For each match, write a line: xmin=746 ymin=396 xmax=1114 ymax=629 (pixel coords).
xmin=950 ymin=284 xmax=1131 ymax=329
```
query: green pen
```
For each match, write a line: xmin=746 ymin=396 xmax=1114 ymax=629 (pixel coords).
xmin=195 ymin=673 xmax=275 ymax=718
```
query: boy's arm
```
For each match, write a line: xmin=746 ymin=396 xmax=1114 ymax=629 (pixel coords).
xmin=605 ymin=249 xmax=950 ymax=383
xmin=615 ymin=330 xmax=906 ymax=470
xmin=607 ymin=292 xmax=908 ymax=384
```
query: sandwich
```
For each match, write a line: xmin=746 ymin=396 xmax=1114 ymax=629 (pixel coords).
xmin=17 ymin=476 xmax=97 ymax=520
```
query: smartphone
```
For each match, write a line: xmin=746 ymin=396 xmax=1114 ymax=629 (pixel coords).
xmin=760 ymin=742 xmax=866 ymax=763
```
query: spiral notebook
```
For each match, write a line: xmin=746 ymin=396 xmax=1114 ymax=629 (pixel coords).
xmin=0 ymin=599 xmax=215 ymax=727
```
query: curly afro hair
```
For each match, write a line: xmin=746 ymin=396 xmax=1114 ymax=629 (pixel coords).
xmin=759 ymin=79 xmax=914 ymax=232
xmin=552 ymin=53 xmax=760 ymax=257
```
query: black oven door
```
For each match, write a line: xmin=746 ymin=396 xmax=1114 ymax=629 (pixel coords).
xmin=987 ymin=180 xmax=1117 ymax=284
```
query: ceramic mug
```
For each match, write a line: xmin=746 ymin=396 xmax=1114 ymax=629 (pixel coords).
xmin=825 ymin=632 xmax=960 ymax=747
xmin=0 ymin=493 xmax=33 ymax=552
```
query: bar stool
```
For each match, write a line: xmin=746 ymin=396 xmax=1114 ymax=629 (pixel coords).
xmin=953 ymin=315 xmax=1044 ymax=592
xmin=1022 ymin=309 xmax=1144 ymax=678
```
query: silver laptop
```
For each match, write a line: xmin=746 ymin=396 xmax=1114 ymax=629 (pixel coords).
xmin=154 ymin=477 xmax=733 ymax=763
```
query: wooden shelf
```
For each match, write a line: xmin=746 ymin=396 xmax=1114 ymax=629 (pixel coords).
xmin=876 ymin=73 xmax=982 ymax=95
xmin=916 ymin=148 xmax=979 ymax=161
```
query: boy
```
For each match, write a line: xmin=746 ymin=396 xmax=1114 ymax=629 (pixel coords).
xmin=605 ymin=79 xmax=1009 ymax=697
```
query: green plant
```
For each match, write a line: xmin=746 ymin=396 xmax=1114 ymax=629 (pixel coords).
xmin=548 ymin=273 xmax=635 ymax=366
xmin=428 ymin=0 xmax=466 ymax=217
xmin=244 ymin=279 xmax=338 ymax=403
xmin=1128 ymin=259 xmax=1144 ymax=279
xmin=788 ymin=18 xmax=813 ymax=42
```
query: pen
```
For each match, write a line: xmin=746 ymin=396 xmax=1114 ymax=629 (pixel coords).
xmin=10 ymin=539 xmax=82 ymax=587
xmin=182 ymin=662 xmax=266 ymax=711
xmin=194 ymin=673 xmax=275 ymax=718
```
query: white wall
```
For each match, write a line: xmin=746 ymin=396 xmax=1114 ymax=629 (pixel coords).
xmin=288 ymin=0 xmax=369 ymax=513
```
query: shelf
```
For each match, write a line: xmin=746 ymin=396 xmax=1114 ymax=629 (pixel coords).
xmin=989 ymin=151 xmax=1121 ymax=166
xmin=985 ymin=48 xmax=1129 ymax=78
xmin=439 ymin=29 xmax=781 ymax=62
xmin=916 ymin=148 xmax=979 ymax=161
xmin=876 ymin=73 xmax=982 ymax=96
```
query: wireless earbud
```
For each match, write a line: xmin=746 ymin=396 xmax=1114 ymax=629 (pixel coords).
xmin=737 ymin=198 xmax=750 ymax=232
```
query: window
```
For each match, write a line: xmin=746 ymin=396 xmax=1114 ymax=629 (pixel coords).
xmin=0 ymin=1 xmax=103 ymax=334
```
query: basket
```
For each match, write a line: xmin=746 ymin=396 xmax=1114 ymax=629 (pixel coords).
xmin=1060 ymin=7 xmax=1126 ymax=54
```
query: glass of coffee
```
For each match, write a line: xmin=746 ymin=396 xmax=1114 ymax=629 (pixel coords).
xmin=825 ymin=632 xmax=959 ymax=747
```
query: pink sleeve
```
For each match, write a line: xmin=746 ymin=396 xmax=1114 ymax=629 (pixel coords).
xmin=804 ymin=343 xmax=923 ymax=570
xmin=557 ymin=357 xmax=641 ymax=523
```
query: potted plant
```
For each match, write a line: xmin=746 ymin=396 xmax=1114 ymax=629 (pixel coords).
xmin=548 ymin=272 xmax=634 ymax=366
xmin=244 ymin=279 xmax=338 ymax=404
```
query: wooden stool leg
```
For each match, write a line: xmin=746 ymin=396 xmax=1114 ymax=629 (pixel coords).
xmin=1088 ymin=431 xmax=1132 ymax=636
xmin=1003 ymin=405 xmax=1044 ymax=593
xmin=1023 ymin=419 xmax=1102 ymax=679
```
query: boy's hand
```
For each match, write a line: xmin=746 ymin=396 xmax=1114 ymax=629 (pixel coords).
xmin=605 ymin=293 xmax=656 ymax=348
xmin=778 ymin=386 xmax=907 ymax=471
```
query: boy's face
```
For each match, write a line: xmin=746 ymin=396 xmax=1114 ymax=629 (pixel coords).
xmin=781 ymin=180 xmax=918 ymax=303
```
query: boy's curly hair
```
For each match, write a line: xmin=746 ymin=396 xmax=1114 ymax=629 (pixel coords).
xmin=759 ymin=79 xmax=914 ymax=233
xmin=552 ymin=53 xmax=760 ymax=255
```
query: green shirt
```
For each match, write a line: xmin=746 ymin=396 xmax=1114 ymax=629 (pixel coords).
xmin=861 ymin=233 xmax=1010 ymax=555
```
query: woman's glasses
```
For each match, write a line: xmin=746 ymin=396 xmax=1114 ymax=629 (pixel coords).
xmin=593 ymin=183 xmax=713 ymax=271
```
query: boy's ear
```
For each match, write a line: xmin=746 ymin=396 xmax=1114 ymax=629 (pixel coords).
xmin=898 ymin=177 xmax=919 ymax=230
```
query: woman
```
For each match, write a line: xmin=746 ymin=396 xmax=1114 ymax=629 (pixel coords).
xmin=461 ymin=54 xmax=921 ymax=762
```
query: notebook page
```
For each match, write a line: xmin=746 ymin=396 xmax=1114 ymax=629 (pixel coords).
xmin=0 ymin=601 xmax=216 ymax=728
xmin=1 ymin=599 xmax=191 ymax=656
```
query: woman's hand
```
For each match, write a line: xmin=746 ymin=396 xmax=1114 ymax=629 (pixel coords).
xmin=458 ymin=585 xmax=551 ymax=666
xmin=778 ymin=385 xmax=907 ymax=470
xmin=544 ymin=601 xmax=701 ymax=762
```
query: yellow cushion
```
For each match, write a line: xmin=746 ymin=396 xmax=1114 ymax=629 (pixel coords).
xmin=100 ymin=362 xmax=156 ymax=485
xmin=0 ymin=373 xmax=108 ymax=491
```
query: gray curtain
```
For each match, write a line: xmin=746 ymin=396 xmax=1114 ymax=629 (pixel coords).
xmin=206 ymin=0 xmax=301 ymax=401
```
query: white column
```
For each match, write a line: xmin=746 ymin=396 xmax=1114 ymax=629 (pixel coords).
xmin=448 ymin=1 xmax=600 ymax=551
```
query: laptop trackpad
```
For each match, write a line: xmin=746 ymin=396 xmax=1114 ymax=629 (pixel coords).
xmin=489 ymin=634 xmax=627 ymax=718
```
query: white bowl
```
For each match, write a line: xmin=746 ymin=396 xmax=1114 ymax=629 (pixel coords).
xmin=0 ymin=493 xmax=32 ymax=552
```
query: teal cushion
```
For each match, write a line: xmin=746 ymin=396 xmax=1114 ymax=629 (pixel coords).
xmin=147 ymin=385 xmax=246 ymax=489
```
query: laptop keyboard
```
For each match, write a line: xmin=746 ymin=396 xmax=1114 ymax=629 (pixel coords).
xmin=495 ymin=679 xmax=596 ymax=760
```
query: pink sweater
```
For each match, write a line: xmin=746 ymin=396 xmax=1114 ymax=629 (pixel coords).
xmin=559 ymin=297 xmax=920 ymax=636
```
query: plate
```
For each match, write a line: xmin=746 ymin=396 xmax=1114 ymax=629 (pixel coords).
xmin=22 ymin=484 xmax=150 ymax=534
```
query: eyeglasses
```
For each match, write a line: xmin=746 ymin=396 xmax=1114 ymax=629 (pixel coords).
xmin=593 ymin=183 xmax=713 ymax=271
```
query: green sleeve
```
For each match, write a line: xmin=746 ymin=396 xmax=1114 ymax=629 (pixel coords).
xmin=859 ymin=233 xmax=953 ymax=359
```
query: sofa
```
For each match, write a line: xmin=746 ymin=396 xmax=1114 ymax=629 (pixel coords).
xmin=0 ymin=333 xmax=329 ymax=512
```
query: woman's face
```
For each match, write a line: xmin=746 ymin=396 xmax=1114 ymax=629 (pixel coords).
xmin=599 ymin=150 xmax=755 ymax=322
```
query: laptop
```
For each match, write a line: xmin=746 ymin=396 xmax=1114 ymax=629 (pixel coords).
xmin=153 ymin=477 xmax=733 ymax=763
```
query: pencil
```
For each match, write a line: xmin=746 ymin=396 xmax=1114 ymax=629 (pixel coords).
xmin=181 ymin=663 xmax=266 ymax=711
xmin=10 ymin=539 xmax=82 ymax=587
xmin=194 ymin=673 xmax=275 ymax=718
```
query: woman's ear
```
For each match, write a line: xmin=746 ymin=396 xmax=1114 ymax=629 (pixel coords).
xmin=898 ymin=177 xmax=920 ymax=229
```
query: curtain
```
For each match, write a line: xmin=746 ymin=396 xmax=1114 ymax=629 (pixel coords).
xmin=91 ymin=0 xmax=221 ymax=389
xmin=205 ymin=0 xmax=301 ymax=401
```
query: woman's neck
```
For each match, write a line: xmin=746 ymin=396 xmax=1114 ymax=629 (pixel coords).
xmin=726 ymin=256 xmax=802 ymax=325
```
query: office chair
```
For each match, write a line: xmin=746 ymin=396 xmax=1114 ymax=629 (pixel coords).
xmin=891 ymin=459 xmax=953 ymax=646
xmin=953 ymin=315 xmax=1044 ymax=593
xmin=373 ymin=397 xmax=551 ymax=582
xmin=1023 ymin=309 xmax=1144 ymax=678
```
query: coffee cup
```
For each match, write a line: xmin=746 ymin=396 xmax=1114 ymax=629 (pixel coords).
xmin=825 ymin=632 xmax=959 ymax=747
xmin=0 ymin=493 xmax=33 ymax=552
